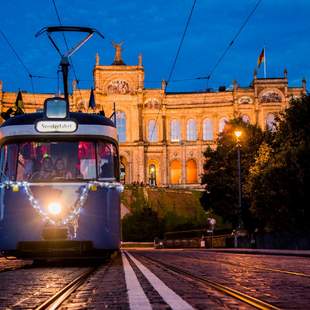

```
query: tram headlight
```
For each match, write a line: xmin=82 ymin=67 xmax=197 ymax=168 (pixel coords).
xmin=47 ymin=202 xmax=62 ymax=215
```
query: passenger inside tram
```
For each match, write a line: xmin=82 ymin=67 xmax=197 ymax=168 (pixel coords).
xmin=30 ymin=156 xmax=55 ymax=181
xmin=53 ymin=158 xmax=73 ymax=180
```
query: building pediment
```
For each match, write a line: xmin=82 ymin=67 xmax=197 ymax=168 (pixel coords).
xmin=107 ymin=80 xmax=130 ymax=95
xmin=259 ymin=88 xmax=283 ymax=103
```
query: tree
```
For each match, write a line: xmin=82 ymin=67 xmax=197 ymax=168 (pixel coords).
xmin=200 ymin=117 xmax=264 ymax=230
xmin=122 ymin=207 xmax=164 ymax=241
xmin=246 ymin=95 xmax=310 ymax=233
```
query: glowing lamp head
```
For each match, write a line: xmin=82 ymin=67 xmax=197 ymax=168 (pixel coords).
xmin=48 ymin=202 xmax=62 ymax=215
xmin=234 ymin=130 xmax=242 ymax=138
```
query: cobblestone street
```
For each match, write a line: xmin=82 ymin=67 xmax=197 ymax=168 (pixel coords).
xmin=0 ymin=250 xmax=309 ymax=309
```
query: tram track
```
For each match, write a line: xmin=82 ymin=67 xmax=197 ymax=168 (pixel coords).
xmin=33 ymin=252 xmax=117 ymax=310
xmin=35 ymin=266 xmax=98 ymax=310
xmin=179 ymin=252 xmax=310 ymax=278
xmin=137 ymin=253 xmax=281 ymax=310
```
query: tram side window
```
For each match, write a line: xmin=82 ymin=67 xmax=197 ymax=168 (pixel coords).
xmin=0 ymin=144 xmax=18 ymax=181
xmin=97 ymin=142 xmax=118 ymax=180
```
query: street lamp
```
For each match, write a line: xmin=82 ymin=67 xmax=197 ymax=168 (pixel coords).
xmin=234 ymin=130 xmax=243 ymax=230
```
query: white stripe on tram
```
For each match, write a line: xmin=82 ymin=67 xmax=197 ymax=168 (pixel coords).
xmin=125 ymin=251 xmax=194 ymax=310
xmin=121 ymin=251 xmax=152 ymax=310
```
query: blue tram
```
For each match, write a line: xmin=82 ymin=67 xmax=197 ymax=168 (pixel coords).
xmin=0 ymin=98 xmax=122 ymax=258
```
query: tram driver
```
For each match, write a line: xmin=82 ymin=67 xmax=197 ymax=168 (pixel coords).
xmin=30 ymin=155 xmax=54 ymax=181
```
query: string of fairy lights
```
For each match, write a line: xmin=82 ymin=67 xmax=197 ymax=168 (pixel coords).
xmin=0 ymin=181 xmax=124 ymax=237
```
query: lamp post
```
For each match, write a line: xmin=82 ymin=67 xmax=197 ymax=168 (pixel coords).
xmin=234 ymin=130 xmax=243 ymax=230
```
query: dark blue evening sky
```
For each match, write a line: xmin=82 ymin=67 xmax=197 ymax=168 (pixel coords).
xmin=0 ymin=0 xmax=309 ymax=94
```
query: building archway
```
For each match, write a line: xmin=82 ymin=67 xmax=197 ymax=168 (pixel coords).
xmin=147 ymin=160 xmax=160 ymax=186
xmin=170 ymin=160 xmax=182 ymax=184
xmin=186 ymin=159 xmax=197 ymax=183
xmin=120 ymin=155 xmax=129 ymax=184
xmin=149 ymin=164 xmax=157 ymax=186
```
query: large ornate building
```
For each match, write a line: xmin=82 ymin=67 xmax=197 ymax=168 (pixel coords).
xmin=0 ymin=45 xmax=306 ymax=187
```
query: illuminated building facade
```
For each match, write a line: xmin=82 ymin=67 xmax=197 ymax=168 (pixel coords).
xmin=0 ymin=46 xmax=306 ymax=187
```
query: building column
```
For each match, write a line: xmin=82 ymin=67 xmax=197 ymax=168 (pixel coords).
xmin=197 ymin=116 xmax=203 ymax=141
xmin=162 ymin=115 xmax=167 ymax=142
xmin=161 ymin=113 xmax=169 ymax=186
xmin=181 ymin=142 xmax=186 ymax=185
xmin=138 ymin=103 xmax=143 ymax=141
xmin=135 ymin=143 xmax=145 ymax=184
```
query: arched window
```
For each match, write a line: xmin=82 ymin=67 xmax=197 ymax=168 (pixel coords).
xmin=171 ymin=119 xmax=181 ymax=142
xmin=219 ymin=117 xmax=228 ymax=133
xmin=148 ymin=119 xmax=158 ymax=142
xmin=242 ymin=115 xmax=250 ymax=123
xmin=186 ymin=159 xmax=197 ymax=183
xmin=266 ymin=113 xmax=276 ymax=131
xmin=187 ymin=119 xmax=197 ymax=141
xmin=116 ymin=111 xmax=126 ymax=142
xmin=203 ymin=119 xmax=213 ymax=141
xmin=170 ymin=160 xmax=181 ymax=184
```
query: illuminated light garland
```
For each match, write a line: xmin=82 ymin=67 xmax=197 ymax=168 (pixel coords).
xmin=0 ymin=181 xmax=124 ymax=237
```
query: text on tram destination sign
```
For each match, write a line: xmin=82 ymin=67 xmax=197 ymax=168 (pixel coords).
xmin=35 ymin=120 xmax=78 ymax=133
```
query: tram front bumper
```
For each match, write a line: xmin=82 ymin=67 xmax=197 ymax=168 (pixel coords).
xmin=15 ymin=240 xmax=94 ymax=258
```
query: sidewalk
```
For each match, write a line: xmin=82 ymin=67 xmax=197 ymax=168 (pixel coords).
xmin=204 ymin=248 xmax=310 ymax=257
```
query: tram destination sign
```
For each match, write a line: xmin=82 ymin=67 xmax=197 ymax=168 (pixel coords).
xmin=35 ymin=120 xmax=78 ymax=133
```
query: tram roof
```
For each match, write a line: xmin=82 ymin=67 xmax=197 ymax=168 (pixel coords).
xmin=0 ymin=112 xmax=115 ymax=128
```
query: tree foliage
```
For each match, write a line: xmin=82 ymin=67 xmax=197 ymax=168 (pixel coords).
xmin=122 ymin=207 xmax=164 ymax=241
xmin=201 ymin=95 xmax=310 ymax=234
xmin=245 ymin=95 xmax=310 ymax=232
xmin=200 ymin=117 xmax=264 ymax=229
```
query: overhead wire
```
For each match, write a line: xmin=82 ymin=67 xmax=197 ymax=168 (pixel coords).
xmin=204 ymin=0 xmax=263 ymax=88
xmin=0 ymin=29 xmax=37 ymax=105
xmin=150 ymin=0 xmax=197 ymax=141
xmin=51 ymin=0 xmax=84 ymax=101
xmin=166 ymin=0 xmax=197 ymax=86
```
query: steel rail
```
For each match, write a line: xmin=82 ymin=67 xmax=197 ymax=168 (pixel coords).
xmin=179 ymin=252 xmax=310 ymax=278
xmin=34 ymin=251 xmax=118 ymax=309
xmin=213 ymin=259 xmax=310 ymax=278
xmin=138 ymin=254 xmax=280 ymax=310
xmin=35 ymin=267 xmax=98 ymax=310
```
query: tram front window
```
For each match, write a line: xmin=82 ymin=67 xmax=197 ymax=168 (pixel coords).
xmin=0 ymin=140 xmax=118 ymax=182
